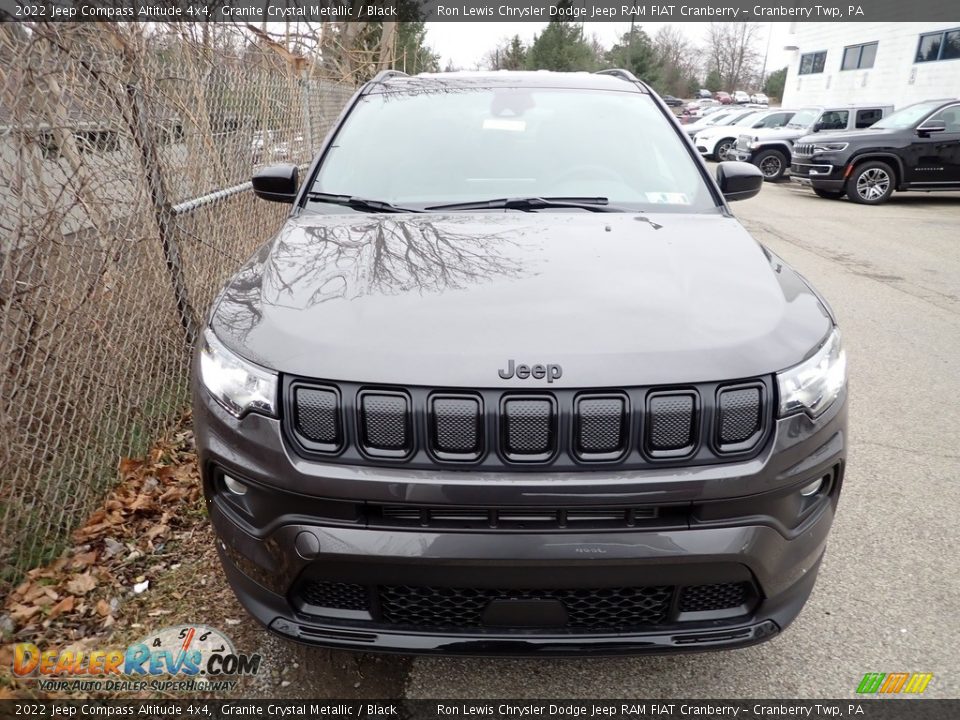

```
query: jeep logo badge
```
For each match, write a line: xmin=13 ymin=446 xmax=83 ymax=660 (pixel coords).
xmin=498 ymin=359 xmax=563 ymax=383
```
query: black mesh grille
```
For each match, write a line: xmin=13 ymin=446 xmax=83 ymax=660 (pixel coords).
xmin=647 ymin=394 xmax=696 ymax=452
xmin=718 ymin=387 xmax=762 ymax=446
xmin=379 ymin=585 xmax=672 ymax=630
xmin=576 ymin=396 xmax=627 ymax=456
xmin=294 ymin=387 xmax=340 ymax=445
xmin=502 ymin=398 xmax=554 ymax=458
xmin=432 ymin=396 xmax=481 ymax=456
xmin=679 ymin=583 xmax=749 ymax=613
xmin=299 ymin=581 xmax=368 ymax=611
xmin=360 ymin=393 xmax=409 ymax=452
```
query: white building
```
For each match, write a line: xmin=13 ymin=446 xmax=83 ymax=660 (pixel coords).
xmin=781 ymin=22 xmax=960 ymax=109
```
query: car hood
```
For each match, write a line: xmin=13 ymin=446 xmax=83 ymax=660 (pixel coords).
xmin=744 ymin=125 xmax=810 ymax=142
xmin=210 ymin=211 xmax=831 ymax=388
xmin=796 ymin=128 xmax=900 ymax=144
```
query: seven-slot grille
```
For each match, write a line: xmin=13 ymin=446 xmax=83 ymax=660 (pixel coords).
xmin=285 ymin=379 xmax=770 ymax=470
xmin=793 ymin=142 xmax=814 ymax=156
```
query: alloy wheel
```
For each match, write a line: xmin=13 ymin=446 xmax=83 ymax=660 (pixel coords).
xmin=856 ymin=168 xmax=891 ymax=201
xmin=759 ymin=155 xmax=782 ymax=177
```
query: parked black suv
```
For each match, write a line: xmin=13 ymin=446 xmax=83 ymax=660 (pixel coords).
xmin=192 ymin=70 xmax=847 ymax=655
xmin=791 ymin=99 xmax=960 ymax=204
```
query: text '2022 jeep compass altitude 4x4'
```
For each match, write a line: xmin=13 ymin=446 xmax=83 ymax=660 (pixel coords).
xmin=192 ymin=70 xmax=848 ymax=655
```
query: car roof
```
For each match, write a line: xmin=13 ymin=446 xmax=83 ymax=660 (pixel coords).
xmin=370 ymin=70 xmax=649 ymax=94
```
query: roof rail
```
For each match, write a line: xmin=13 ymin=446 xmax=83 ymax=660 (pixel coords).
xmin=370 ymin=69 xmax=409 ymax=84
xmin=594 ymin=68 xmax=640 ymax=83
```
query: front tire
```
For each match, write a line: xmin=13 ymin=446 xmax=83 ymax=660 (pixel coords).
xmin=754 ymin=149 xmax=788 ymax=181
xmin=713 ymin=138 xmax=735 ymax=161
xmin=813 ymin=188 xmax=845 ymax=199
xmin=846 ymin=161 xmax=895 ymax=205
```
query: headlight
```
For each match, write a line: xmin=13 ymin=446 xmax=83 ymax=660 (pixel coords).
xmin=777 ymin=328 xmax=846 ymax=418
xmin=199 ymin=328 xmax=278 ymax=418
xmin=812 ymin=142 xmax=848 ymax=153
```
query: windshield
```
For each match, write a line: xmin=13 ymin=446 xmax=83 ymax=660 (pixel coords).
xmin=871 ymin=101 xmax=945 ymax=129
xmin=311 ymin=86 xmax=717 ymax=213
xmin=786 ymin=109 xmax=819 ymax=128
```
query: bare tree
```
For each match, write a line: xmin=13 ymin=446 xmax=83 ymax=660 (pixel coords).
xmin=703 ymin=22 xmax=763 ymax=92
xmin=652 ymin=26 xmax=699 ymax=96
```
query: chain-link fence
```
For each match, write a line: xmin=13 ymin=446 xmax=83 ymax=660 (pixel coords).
xmin=0 ymin=23 xmax=355 ymax=591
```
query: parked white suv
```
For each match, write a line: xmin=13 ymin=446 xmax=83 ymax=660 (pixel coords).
xmin=694 ymin=109 xmax=797 ymax=160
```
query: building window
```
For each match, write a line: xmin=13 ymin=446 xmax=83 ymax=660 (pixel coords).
xmin=842 ymin=42 xmax=878 ymax=70
xmin=798 ymin=51 xmax=827 ymax=75
xmin=916 ymin=28 xmax=960 ymax=62
xmin=75 ymin=130 xmax=120 ymax=154
xmin=37 ymin=132 xmax=60 ymax=160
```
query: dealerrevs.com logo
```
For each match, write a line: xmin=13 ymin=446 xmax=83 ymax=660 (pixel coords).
xmin=12 ymin=624 xmax=261 ymax=693
xmin=856 ymin=672 xmax=934 ymax=694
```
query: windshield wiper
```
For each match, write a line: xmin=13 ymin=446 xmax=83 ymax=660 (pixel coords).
xmin=426 ymin=196 xmax=624 ymax=213
xmin=305 ymin=192 xmax=423 ymax=213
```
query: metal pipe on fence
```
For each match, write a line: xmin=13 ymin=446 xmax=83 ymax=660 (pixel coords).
xmin=171 ymin=180 xmax=253 ymax=216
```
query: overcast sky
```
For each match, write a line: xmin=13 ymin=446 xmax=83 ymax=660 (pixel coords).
xmin=424 ymin=21 xmax=795 ymax=76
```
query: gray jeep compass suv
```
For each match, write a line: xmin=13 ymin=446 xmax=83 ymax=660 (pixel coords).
xmin=192 ymin=70 xmax=847 ymax=655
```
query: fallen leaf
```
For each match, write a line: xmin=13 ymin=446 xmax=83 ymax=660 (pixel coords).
xmin=95 ymin=600 xmax=111 ymax=617
xmin=145 ymin=524 xmax=168 ymax=541
xmin=47 ymin=596 xmax=75 ymax=621
xmin=9 ymin=604 xmax=40 ymax=622
xmin=65 ymin=574 xmax=97 ymax=596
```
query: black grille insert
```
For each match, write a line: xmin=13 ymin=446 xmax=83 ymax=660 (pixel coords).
xmin=679 ymin=582 xmax=750 ymax=613
xmin=430 ymin=395 xmax=482 ymax=460
xmin=379 ymin=585 xmax=673 ymax=630
xmin=646 ymin=392 xmax=697 ymax=457
xmin=359 ymin=391 xmax=411 ymax=457
xmin=293 ymin=386 xmax=341 ymax=449
xmin=575 ymin=394 xmax=628 ymax=460
xmin=501 ymin=396 xmax=556 ymax=461
xmin=717 ymin=385 xmax=763 ymax=451
xmin=299 ymin=581 xmax=368 ymax=611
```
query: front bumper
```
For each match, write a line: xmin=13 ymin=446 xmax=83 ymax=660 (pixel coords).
xmin=791 ymin=160 xmax=845 ymax=190
xmin=194 ymin=382 xmax=846 ymax=656
xmin=729 ymin=148 xmax=754 ymax=163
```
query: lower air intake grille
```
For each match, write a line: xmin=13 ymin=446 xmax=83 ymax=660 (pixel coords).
xmin=294 ymin=387 xmax=340 ymax=446
xmin=717 ymin=386 xmax=762 ymax=448
xmin=502 ymin=397 xmax=555 ymax=460
xmin=678 ymin=582 xmax=749 ymax=613
xmin=360 ymin=392 xmax=410 ymax=456
xmin=379 ymin=585 xmax=673 ymax=630
xmin=299 ymin=581 xmax=368 ymax=611
xmin=647 ymin=393 xmax=696 ymax=455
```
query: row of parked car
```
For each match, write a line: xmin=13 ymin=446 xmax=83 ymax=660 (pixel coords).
xmin=677 ymin=98 xmax=960 ymax=205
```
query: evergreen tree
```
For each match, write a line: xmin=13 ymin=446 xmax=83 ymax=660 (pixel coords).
xmin=605 ymin=27 xmax=660 ymax=86
xmin=525 ymin=15 xmax=596 ymax=72
xmin=763 ymin=66 xmax=787 ymax=100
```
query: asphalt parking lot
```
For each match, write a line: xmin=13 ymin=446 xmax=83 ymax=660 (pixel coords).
xmin=400 ymin=174 xmax=960 ymax=699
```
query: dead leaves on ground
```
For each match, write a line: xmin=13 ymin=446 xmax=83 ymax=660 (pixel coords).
xmin=1 ymin=417 xmax=203 ymax=656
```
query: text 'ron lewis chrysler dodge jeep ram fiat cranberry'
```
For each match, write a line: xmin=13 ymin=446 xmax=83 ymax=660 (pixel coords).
xmin=192 ymin=70 xmax=848 ymax=655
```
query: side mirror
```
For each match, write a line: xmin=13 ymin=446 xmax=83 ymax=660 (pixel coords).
xmin=252 ymin=164 xmax=298 ymax=203
xmin=917 ymin=120 xmax=946 ymax=136
xmin=717 ymin=161 xmax=763 ymax=202
xmin=811 ymin=122 xmax=824 ymax=133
